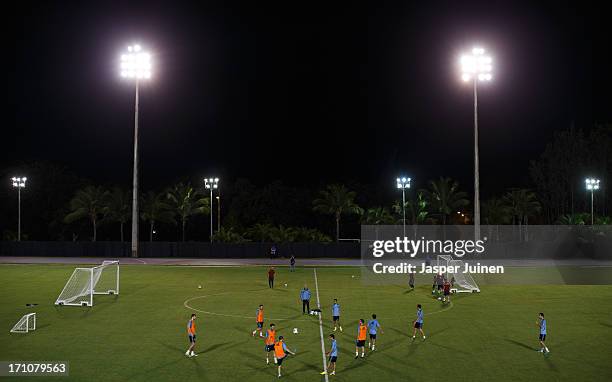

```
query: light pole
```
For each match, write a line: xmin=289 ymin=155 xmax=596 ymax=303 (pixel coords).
xmin=216 ymin=195 xmax=221 ymax=231
xmin=204 ymin=178 xmax=219 ymax=240
xmin=460 ymin=46 xmax=493 ymax=241
xmin=396 ymin=177 xmax=411 ymax=237
xmin=585 ymin=178 xmax=600 ymax=225
xmin=120 ymin=43 xmax=152 ymax=257
xmin=11 ymin=177 xmax=27 ymax=241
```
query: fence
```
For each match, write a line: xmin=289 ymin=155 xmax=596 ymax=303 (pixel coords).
xmin=0 ymin=241 xmax=361 ymax=259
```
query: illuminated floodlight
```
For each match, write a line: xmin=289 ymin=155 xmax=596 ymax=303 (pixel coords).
xmin=585 ymin=178 xmax=600 ymax=191
xmin=11 ymin=176 xmax=27 ymax=188
xmin=120 ymin=44 xmax=152 ymax=79
xmin=205 ymin=177 xmax=219 ymax=190
xmin=460 ymin=47 xmax=493 ymax=82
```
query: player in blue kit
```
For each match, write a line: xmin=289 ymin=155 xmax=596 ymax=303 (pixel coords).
xmin=412 ymin=304 xmax=426 ymax=341
xmin=320 ymin=334 xmax=338 ymax=376
xmin=537 ymin=312 xmax=550 ymax=353
xmin=367 ymin=314 xmax=384 ymax=350
xmin=332 ymin=299 xmax=343 ymax=332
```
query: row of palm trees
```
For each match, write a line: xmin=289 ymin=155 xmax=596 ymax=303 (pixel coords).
xmin=64 ymin=183 xmax=208 ymax=242
xmin=65 ymin=177 xmax=598 ymax=243
xmin=312 ymin=179 xmax=549 ymax=241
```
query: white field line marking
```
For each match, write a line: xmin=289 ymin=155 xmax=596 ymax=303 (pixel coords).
xmin=314 ymin=268 xmax=329 ymax=382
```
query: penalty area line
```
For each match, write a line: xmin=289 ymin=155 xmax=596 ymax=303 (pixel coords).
xmin=313 ymin=268 xmax=329 ymax=382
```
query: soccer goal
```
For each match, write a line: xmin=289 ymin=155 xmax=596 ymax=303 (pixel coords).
xmin=437 ymin=255 xmax=480 ymax=293
xmin=10 ymin=313 xmax=36 ymax=333
xmin=55 ymin=260 xmax=120 ymax=307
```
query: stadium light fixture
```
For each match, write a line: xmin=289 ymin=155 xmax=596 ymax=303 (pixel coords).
xmin=459 ymin=46 xmax=493 ymax=242
xmin=396 ymin=177 xmax=411 ymax=237
xmin=585 ymin=178 xmax=601 ymax=225
xmin=120 ymin=43 xmax=152 ymax=257
xmin=205 ymin=178 xmax=219 ymax=240
xmin=11 ymin=177 xmax=27 ymax=241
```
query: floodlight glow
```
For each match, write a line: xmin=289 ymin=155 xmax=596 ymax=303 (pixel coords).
xmin=120 ymin=44 xmax=152 ymax=80
xmin=460 ymin=47 xmax=493 ymax=82
xmin=585 ymin=178 xmax=600 ymax=190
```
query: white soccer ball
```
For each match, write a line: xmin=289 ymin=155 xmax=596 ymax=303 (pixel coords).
xmin=198 ymin=285 xmax=202 ymax=289
xmin=284 ymin=283 xmax=288 ymax=287
xmin=351 ymin=275 xmax=355 ymax=278
xmin=293 ymin=328 xmax=299 ymax=334
xmin=437 ymin=297 xmax=442 ymax=301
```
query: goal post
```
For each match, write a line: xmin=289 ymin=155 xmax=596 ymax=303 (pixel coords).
xmin=55 ymin=261 xmax=120 ymax=307
xmin=10 ymin=313 xmax=36 ymax=333
xmin=436 ymin=255 xmax=480 ymax=293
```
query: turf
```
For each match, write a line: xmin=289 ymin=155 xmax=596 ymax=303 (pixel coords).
xmin=1 ymin=264 xmax=611 ymax=382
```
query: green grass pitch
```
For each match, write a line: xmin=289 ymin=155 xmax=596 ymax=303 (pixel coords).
xmin=1 ymin=264 xmax=612 ymax=381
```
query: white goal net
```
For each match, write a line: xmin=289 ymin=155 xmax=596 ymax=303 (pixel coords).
xmin=10 ymin=313 xmax=36 ymax=333
xmin=55 ymin=261 xmax=120 ymax=306
xmin=437 ymin=255 xmax=480 ymax=293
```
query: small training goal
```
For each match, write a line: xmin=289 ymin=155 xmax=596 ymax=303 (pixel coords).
xmin=55 ymin=260 xmax=119 ymax=307
xmin=10 ymin=313 xmax=36 ymax=333
xmin=437 ymin=255 xmax=480 ymax=293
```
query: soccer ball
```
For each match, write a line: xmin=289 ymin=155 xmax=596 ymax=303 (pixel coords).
xmin=437 ymin=297 xmax=442 ymax=301
xmin=284 ymin=283 xmax=288 ymax=287
xmin=351 ymin=275 xmax=355 ymax=278
xmin=198 ymin=285 xmax=202 ymax=289
xmin=293 ymin=328 xmax=299 ymax=334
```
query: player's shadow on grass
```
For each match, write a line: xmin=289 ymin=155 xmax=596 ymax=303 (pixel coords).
xmin=503 ymin=338 xmax=535 ymax=351
xmin=201 ymin=341 xmax=232 ymax=354
xmin=599 ymin=321 xmax=612 ymax=328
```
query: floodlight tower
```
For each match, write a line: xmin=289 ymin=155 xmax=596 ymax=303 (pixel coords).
xmin=11 ymin=177 xmax=27 ymax=241
xmin=120 ymin=43 xmax=152 ymax=257
xmin=460 ymin=46 xmax=493 ymax=241
xmin=585 ymin=178 xmax=600 ymax=225
xmin=396 ymin=177 xmax=411 ymax=237
xmin=204 ymin=178 xmax=219 ymax=240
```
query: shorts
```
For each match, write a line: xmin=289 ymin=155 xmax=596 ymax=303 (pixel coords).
xmin=539 ymin=334 xmax=546 ymax=341
xmin=257 ymin=321 xmax=264 ymax=329
xmin=188 ymin=334 xmax=196 ymax=343
xmin=369 ymin=334 xmax=377 ymax=340
xmin=356 ymin=340 xmax=366 ymax=347
xmin=277 ymin=356 xmax=286 ymax=365
xmin=333 ymin=316 xmax=340 ymax=321
xmin=437 ymin=284 xmax=444 ymax=290
xmin=414 ymin=322 xmax=423 ymax=329
xmin=329 ymin=356 xmax=337 ymax=363
xmin=266 ymin=344 xmax=275 ymax=352
xmin=444 ymin=290 xmax=450 ymax=296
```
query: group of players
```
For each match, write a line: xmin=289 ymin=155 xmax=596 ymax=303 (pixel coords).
xmin=245 ymin=299 xmax=426 ymax=377
xmin=184 ymin=267 xmax=550 ymax=378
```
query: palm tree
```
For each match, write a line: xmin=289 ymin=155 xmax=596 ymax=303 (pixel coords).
xmin=104 ymin=187 xmax=131 ymax=242
xmin=361 ymin=207 xmax=395 ymax=225
xmin=211 ymin=227 xmax=248 ymax=243
xmin=503 ymin=188 xmax=541 ymax=241
xmin=425 ymin=178 xmax=469 ymax=225
xmin=293 ymin=227 xmax=332 ymax=243
xmin=392 ymin=191 xmax=430 ymax=225
xmin=166 ymin=183 xmax=209 ymax=241
xmin=141 ymin=191 xmax=175 ymax=241
xmin=482 ymin=197 xmax=510 ymax=241
xmin=313 ymin=184 xmax=362 ymax=242
xmin=556 ymin=213 xmax=588 ymax=225
xmin=64 ymin=186 xmax=109 ymax=241
xmin=269 ymin=225 xmax=296 ymax=243
xmin=246 ymin=223 xmax=275 ymax=242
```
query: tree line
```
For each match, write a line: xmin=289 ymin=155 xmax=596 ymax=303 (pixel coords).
xmin=0 ymin=125 xmax=609 ymax=242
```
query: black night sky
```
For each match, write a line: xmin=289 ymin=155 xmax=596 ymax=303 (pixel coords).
xmin=3 ymin=0 xmax=611 ymax=196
